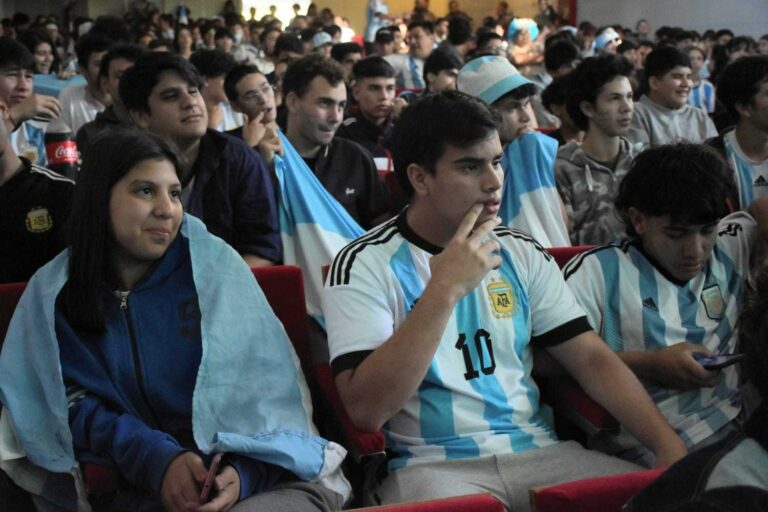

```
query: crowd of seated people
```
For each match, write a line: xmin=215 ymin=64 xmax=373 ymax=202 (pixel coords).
xmin=1 ymin=1 xmax=768 ymax=511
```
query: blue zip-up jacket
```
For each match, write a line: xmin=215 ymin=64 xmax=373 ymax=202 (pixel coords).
xmin=55 ymin=234 xmax=283 ymax=509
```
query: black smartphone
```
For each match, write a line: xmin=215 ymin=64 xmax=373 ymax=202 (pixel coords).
xmin=693 ymin=353 xmax=745 ymax=370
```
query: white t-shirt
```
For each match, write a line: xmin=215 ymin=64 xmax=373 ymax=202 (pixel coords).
xmin=59 ymin=84 xmax=105 ymax=134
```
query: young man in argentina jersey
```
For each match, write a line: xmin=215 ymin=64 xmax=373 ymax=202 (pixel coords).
xmin=322 ymin=91 xmax=687 ymax=511
xmin=564 ymin=143 xmax=768 ymax=467
xmin=707 ymin=55 xmax=768 ymax=210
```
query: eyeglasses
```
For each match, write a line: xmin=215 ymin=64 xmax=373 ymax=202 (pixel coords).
xmin=240 ymin=82 xmax=275 ymax=103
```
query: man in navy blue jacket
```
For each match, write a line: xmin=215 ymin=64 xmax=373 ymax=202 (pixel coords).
xmin=120 ymin=53 xmax=281 ymax=266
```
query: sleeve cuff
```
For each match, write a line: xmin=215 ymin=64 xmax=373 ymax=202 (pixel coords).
xmin=145 ymin=441 xmax=187 ymax=493
xmin=532 ymin=317 xmax=592 ymax=348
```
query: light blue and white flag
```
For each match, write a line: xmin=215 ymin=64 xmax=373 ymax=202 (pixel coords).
xmin=499 ymin=131 xmax=570 ymax=247
xmin=275 ymin=131 xmax=365 ymax=324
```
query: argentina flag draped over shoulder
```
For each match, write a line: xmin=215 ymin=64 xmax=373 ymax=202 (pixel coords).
xmin=275 ymin=131 xmax=364 ymax=325
xmin=499 ymin=131 xmax=571 ymax=247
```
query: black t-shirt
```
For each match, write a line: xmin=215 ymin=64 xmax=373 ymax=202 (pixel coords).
xmin=0 ymin=159 xmax=73 ymax=283
xmin=302 ymin=138 xmax=391 ymax=230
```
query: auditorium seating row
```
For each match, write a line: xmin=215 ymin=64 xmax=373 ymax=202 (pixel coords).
xmin=0 ymin=247 xmax=663 ymax=511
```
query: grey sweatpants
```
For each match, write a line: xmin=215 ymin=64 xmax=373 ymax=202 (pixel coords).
xmin=230 ymin=481 xmax=344 ymax=512
xmin=371 ymin=441 xmax=643 ymax=512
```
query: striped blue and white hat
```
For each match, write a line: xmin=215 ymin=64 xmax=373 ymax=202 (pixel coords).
xmin=457 ymin=55 xmax=534 ymax=105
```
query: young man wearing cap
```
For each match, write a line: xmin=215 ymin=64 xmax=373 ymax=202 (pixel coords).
xmin=593 ymin=27 xmax=621 ymax=55
xmin=706 ymin=55 xmax=768 ymax=210
xmin=628 ymin=46 xmax=717 ymax=149
xmin=372 ymin=28 xmax=396 ymax=57
xmin=322 ymin=91 xmax=687 ymax=510
xmin=336 ymin=57 xmax=397 ymax=173
xmin=385 ymin=21 xmax=435 ymax=90
xmin=458 ymin=55 xmax=570 ymax=246
xmin=312 ymin=32 xmax=333 ymax=59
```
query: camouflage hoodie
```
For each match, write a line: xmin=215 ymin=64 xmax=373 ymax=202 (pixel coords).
xmin=555 ymin=137 xmax=636 ymax=245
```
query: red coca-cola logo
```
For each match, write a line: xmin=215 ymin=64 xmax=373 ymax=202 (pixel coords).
xmin=46 ymin=141 xmax=78 ymax=164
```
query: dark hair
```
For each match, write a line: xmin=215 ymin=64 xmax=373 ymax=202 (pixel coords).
xmin=618 ymin=39 xmax=637 ymax=54
xmin=75 ymin=32 xmax=113 ymax=68
xmin=715 ymin=29 xmax=735 ymax=40
xmin=148 ymin=38 xmax=173 ymax=51
xmin=352 ymin=56 xmax=395 ymax=80
xmin=638 ymin=40 xmax=655 ymax=51
xmin=407 ymin=20 xmax=434 ymax=35
xmin=476 ymin=31 xmax=503 ymax=51
xmin=541 ymin=72 xmax=575 ymax=112
xmin=214 ymin=27 xmax=233 ymax=41
xmin=495 ymin=83 xmax=538 ymax=104
xmin=282 ymin=53 xmax=344 ymax=98
xmin=643 ymin=46 xmax=691 ymax=79
xmin=259 ymin=26 xmax=281 ymax=44
xmin=119 ymin=52 xmax=203 ymax=113
xmin=98 ymin=43 xmax=147 ymax=79
xmin=224 ymin=64 xmax=263 ymax=102
xmin=424 ymin=48 xmax=462 ymax=86
xmin=330 ymin=42 xmax=362 ymax=62
xmin=16 ymin=29 xmax=60 ymax=73
xmin=324 ymin=24 xmax=341 ymax=38
xmin=717 ymin=55 xmax=768 ymax=121
xmin=566 ymin=54 xmax=634 ymax=130
xmin=737 ymin=266 xmax=768 ymax=400
xmin=190 ymin=48 xmax=236 ymax=78
xmin=544 ymin=39 xmax=580 ymax=72
xmin=726 ymin=36 xmax=757 ymax=57
xmin=447 ymin=14 xmax=472 ymax=46
xmin=62 ymin=127 xmax=182 ymax=334
xmin=615 ymin=144 xmax=735 ymax=237
xmin=274 ymin=32 xmax=303 ymax=57
xmin=0 ymin=36 xmax=34 ymax=71
xmin=391 ymin=91 xmax=500 ymax=199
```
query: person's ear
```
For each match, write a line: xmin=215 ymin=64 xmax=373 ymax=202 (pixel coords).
xmin=648 ymin=75 xmax=660 ymax=92
xmin=734 ymin=100 xmax=752 ymax=119
xmin=425 ymin=71 xmax=436 ymax=86
xmin=285 ymin=91 xmax=300 ymax=113
xmin=580 ymin=100 xmax=595 ymax=120
xmin=627 ymin=207 xmax=647 ymax=236
xmin=407 ymin=163 xmax=431 ymax=198
xmin=130 ymin=108 xmax=151 ymax=129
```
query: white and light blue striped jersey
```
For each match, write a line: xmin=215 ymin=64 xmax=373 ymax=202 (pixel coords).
xmin=724 ymin=130 xmax=768 ymax=210
xmin=9 ymin=119 xmax=46 ymax=166
xmin=563 ymin=212 xmax=756 ymax=450
xmin=689 ymin=80 xmax=716 ymax=113
xmin=322 ymin=211 xmax=590 ymax=470
xmin=499 ymin=131 xmax=570 ymax=247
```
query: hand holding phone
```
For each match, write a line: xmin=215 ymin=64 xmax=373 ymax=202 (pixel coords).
xmin=199 ymin=452 xmax=223 ymax=502
xmin=693 ymin=352 xmax=745 ymax=370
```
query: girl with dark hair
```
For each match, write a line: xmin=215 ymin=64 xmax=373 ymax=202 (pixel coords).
xmin=0 ymin=128 xmax=348 ymax=511
xmin=17 ymin=28 xmax=60 ymax=75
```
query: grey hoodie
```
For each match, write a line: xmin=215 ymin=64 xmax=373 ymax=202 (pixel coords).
xmin=555 ymin=137 xmax=636 ymax=245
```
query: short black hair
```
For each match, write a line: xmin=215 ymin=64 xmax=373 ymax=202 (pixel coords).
xmin=475 ymin=31 xmax=503 ymax=52
xmin=259 ymin=26 xmax=281 ymax=44
xmin=0 ymin=36 xmax=34 ymax=71
xmin=190 ymin=48 xmax=236 ymax=78
xmin=447 ymin=14 xmax=472 ymax=46
xmin=541 ymin=72 xmax=575 ymax=112
xmin=423 ymin=48 xmax=462 ymax=85
xmin=224 ymin=64 xmax=264 ymax=103
xmin=282 ymin=53 xmax=344 ymax=98
xmin=407 ymin=20 xmax=434 ymax=34
xmin=330 ymin=42 xmax=362 ymax=62
xmin=119 ymin=52 xmax=203 ymax=114
xmin=566 ymin=54 xmax=634 ymax=130
xmin=274 ymin=32 xmax=303 ymax=57
xmin=98 ymin=43 xmax=147 ymax=79
xmin=717 ymin=55 xmax=768 ymax=121
xmin=352 ymin=56 xmax=395 ymax=80
xmin=618 ymin=39 xmax=637 ymax=54
xmin=75 ymin=32 xmax=113 ymax=68
xmin=495 ymin=83 xmax=538 ymax=104
xmin=544 ymin=39 xmax=580 ymax=72
xmin=644 ymin=45 xmax=691 ymax=79
xmin=214 ymin=27 xmax=233 ymax=41
xmin=391 ymin=91 xmax=500 ymax=199
xmin=615 ymin=144 xmax=734 ymax=237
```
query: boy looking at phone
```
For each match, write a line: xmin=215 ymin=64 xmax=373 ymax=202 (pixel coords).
xmin=563 ymin=143 xmax=768 ymax=466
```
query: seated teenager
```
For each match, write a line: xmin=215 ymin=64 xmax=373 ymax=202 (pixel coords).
xmin=555 ymin=54 xmax=636 ymax=245
xmin=322 ymin=91 xmax=686 ymax=511
xmin=627 ymin=265 xmax=768 ymax=511
xmin=0 ymin=127 xmax=349 ymax=512
xmin=564 ymin=143 xmax=768 ymax=466
xmin=628 ymin=46 xmax=717 ymax=149
xmin=119 ymin=52 xmax=281 ymax=267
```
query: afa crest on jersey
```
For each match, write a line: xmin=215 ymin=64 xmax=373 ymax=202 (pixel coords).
xmin=25 ymin=207 xmax=53 ymax=234
xmin=487 ymin=277 xmax=517 ymax=318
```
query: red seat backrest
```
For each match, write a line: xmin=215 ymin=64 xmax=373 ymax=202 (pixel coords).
xmin=251 ymin=266 xmax=312 ymax=379
xmin=545 ymin=245 xmax=595 ymax=269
